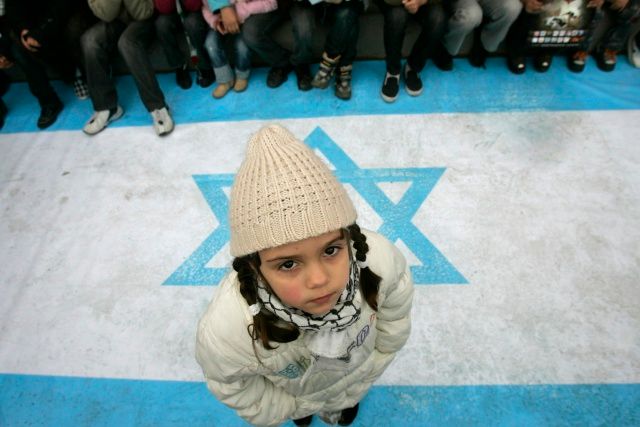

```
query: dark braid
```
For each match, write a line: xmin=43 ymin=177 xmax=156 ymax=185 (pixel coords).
xmin=347 ymin=223 xmax=381 ymax=311
xmin=232 ymin=255 xmax=299 ymax=350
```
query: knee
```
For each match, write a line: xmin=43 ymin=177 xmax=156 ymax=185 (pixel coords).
xmin=182 ymin=12 xmax=203 ymax=32
xmin=334 ymin=5 xmax=359 ymax=25
xmin=241 ymin=18 xmax=261 ymax=46
xmin=117 ymin=32 xmax=143 ymax=57
xmin=387 ymin=6 xmax=409 ymax=28
xmin=452 ymin=3 xmax=483 ymax=29
xmin=498 ymin=0 xmax=523 ymax=22
xmin=155 ymin=14 xmax=174 ymax=34
xmin=81 ymin=24 xmax=103 ymax=55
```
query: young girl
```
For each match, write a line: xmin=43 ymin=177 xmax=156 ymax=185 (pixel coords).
xmin=202 ymin=0 xmax=277 ymax=99
xmin=196 ymin=125 xmax=414 ymax=426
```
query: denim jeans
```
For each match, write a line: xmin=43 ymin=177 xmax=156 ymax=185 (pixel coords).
xmin=443 ymin=0 xmax=522 ymax=54
xmin=242 ymin=1 xmax=316 ymax=68
xmin=204 ymin=30 xmax=251 ymax=84
xmin=155 ymin=11 xmax=213 ymax=70
xmin=374 ymin=0 xmax=447 ymax=74
xmin=582 ymin=0 xmax=640 ymax=52
xmin=81 ymin=19 xmax=166 ymax=112
xmin=322 ymin=1 xmax=363 ymax=66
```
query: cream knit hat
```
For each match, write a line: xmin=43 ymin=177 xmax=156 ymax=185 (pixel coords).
xmin=229 ymin=124 xmax=357 ymax=257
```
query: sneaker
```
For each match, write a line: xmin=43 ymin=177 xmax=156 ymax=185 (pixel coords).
xmin=292 ymin=415 xmax=313 ymax=426
xmin=312 ymin=52 xmax=340 ymax=89
xmin=404 ymin=63 xmax=423 ymax=96
xmin=469 ymin=29 xmax=487 ymax=68
xmin=37 ymin=100 xmax=63 ymax=129
xmin=176 ymin=65 xmax=192 ymax=89
xmin=294 ymin=64 xmax=312 ymax=91
xmin=83 ymin=105 xmax=123 ymax=135
xmin=151 ymin=107 xmax=174 ymax=136
xmin=338 ymin=403 xmax=359 ymax=426
xmin=213 ymin=82 xmax=233 ymax=99
xmin=533 ymin=53 xmax=552 ymax=72
xmin=381 ymin=72 xmax=399 ymax=103
xmin=334 ymin=64 xmax=352 ymax=100
xmin=628 ymin=28 xmax=640 ymax=68
xmin=72 ymin=76 xmax=89 ymax=100
xmin=266 ymin=65 xmax=292 ymax=88
xmin=596 ymin=48 xmax=617 ymax=72
xmin=568 ymin=50 xmax=588 ymax=73
xmin=196 ymin=68 xmax=215 ymax=88
xmin=432 ymin=43 xmax=453 ymax=71
xmin=233 ymin=78 xmax=248 ymax=93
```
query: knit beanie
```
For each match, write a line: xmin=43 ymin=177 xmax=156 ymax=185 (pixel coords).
xmin=229 ymin=125 xmax=357 ymax=257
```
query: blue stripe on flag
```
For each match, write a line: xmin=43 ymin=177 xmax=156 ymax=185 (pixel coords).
xmin=2 ymin=58 xmax=639 ymax=134
xmin=1 ymin=374 xmax=639 ymax=426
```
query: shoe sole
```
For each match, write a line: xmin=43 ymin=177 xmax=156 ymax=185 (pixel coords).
xmin=83 ymin=106 xmax=124 ymax=135
xmin=405 ymin=86 xmax=423 ymax=97
xmin=37 ymin=104 xmax=64 ymax=130
xmin=381 ymin=92 xmax=398 ymax=103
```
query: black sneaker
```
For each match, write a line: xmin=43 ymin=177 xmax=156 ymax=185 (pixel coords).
xmin=469 ymin=29 xmax=487 ymax=68
xmin=338 ymin=403 xmax=359 ymax=426
xmin=37 ymin=100 xmax=63 ymax=129
xmin=404 ymin=63 xmax=423 ymax=96
xmin=432 ymin=44 xmax=454 ymax=71
xmin=176 ymin=65 xmax=192 ymax=89
xmin=267 ymin=65 xmax=292 ymax=88
xmin=292 ymin=415 xmax=313 ymax=426
xmin=295 ymin=64 xmax=312 ymax=91
xmin=381 ymin=72 xmax=399 ymax=103
xmin=196 ymin=68 xmax=215 ymax=88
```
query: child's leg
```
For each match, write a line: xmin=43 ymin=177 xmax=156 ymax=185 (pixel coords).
xmin=442 ymin=0 xmax=483 ymax=55
xmin=324 ymin=1 xmax=361 ymax=67
xmin=204 ymin=30 xmax=234 ymax=85
xmin=375 ymin=0 xmax=409 ymax=76
xmin=477 ymin=0 xmax=522 ymax=52
xmin=289 ymin=1 xmax=316 ymax=68
xmin=182 ymin=11 xmax=215 ymax=75
xmin=600 ymin=0 xmax=640 ymax=52
xmin=233 ymin=34 xmax=252 ymax=92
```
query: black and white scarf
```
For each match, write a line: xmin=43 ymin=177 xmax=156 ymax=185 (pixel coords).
xmin=252 ymin=259 xmax=362 ymax=359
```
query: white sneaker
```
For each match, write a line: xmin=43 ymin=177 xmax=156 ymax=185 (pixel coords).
xmin=628 ymin=28 xmax=640 ymax=68
xmin=151 ymin=107 xmax=174 ymax=136
xmin=83 ymin=106 xmax=124 ymax=135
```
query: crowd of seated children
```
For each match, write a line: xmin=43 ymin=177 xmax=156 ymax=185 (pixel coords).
xmin=0 ymin=0 xmax=638 ymax=134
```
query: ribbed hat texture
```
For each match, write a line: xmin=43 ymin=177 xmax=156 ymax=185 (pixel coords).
xmin=229 ymin=125 xmax=357 ymax=257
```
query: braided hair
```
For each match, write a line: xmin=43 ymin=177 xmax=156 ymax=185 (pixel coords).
xmin=232 ymin=223 xmax=381 ymax=349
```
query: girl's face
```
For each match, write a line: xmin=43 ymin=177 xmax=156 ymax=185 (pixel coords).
xmin=258 ymin=230 xmax=351 ymax=315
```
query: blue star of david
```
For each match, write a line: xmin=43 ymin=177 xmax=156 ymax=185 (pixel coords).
xmin=164 ymin=127 xmax=466 ymax=286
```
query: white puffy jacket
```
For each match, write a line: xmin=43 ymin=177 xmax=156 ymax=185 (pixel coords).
xmin=195 ymin=230 xmax=414 ymax=426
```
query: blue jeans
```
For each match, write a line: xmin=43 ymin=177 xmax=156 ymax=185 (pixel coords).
xmin=374 ymin=0 xmax=447 ymax=74
xmin=155 ymin=11 xmax=213 ymax=71
xmin=443 ymin=0 xmax=522 ymax=54
xmin=582 ymin=0 xmax=640 ymax=51
xmin=81 ymin=19 xmax=166 ymax=112
xmin=322 ymin=1 xmax=363 ymax=66
xmin=242 ymin=1 xmax=316 ymax=68
xmin=204 ymin=30 xmax=251 ymax=84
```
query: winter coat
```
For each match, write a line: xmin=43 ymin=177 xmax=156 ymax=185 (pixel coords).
xmin=202 ymin=0 xmax=277 ymax=27
xmin=196 ymin=229 xmax=414 ymax=427
xmin=154 ymin=0 xmax=202 ymax=14
xmin=88 ymin=0 xmax=153 ymax=23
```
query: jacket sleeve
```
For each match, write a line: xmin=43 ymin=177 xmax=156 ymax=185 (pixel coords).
xmin=88 ymin=0 xmax=124 ymax=22
xmin=374 ymin=239 xmax=414 ymax=354
xmin=123 ymin=0 xmax=154 ymax=20
xmin=234 ymin=0 xmax=277 ymax=23
xmin=195 ymin=302 xmax=299 ymax=426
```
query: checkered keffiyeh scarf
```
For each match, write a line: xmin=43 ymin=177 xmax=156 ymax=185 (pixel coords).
xmin=256 ymin=260 xmax=362 ymax=358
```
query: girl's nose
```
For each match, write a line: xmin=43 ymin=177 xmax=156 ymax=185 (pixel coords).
xmin=307 ymin=262 xmax=329 ymax=289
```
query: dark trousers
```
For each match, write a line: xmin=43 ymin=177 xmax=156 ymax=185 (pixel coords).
xmin=375 ymin=0 xmax=447 ymax=74
xmin=155 ymin=11 xmax=213 ymax=71
xmin=322 ymin=1 xmax=363 ymax=66
xmin=242 ymin=1 xmax=316 ymax=68
xmin=585 ymin=0 xmax=640 ymax=51
xmin=81 ymin=19 xmax=166 ymax=112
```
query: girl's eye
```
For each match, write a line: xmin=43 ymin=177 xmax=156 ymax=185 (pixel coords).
xmin=325 ymin=246 xmax=341 ymax=256
xmin=279 ymin=260 xmax=296 ymax=271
